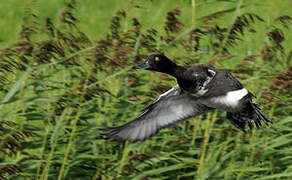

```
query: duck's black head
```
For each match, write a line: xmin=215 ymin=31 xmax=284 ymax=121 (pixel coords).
xmin=132 ymin=54 xmax=177 ymax=74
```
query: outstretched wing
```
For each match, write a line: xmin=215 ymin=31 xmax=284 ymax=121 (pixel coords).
xmin=103 ymin=85 xmax=212 ymax=142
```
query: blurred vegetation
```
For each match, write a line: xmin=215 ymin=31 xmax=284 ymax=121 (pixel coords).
xmin=0 ymin=0 xmax=291 ymax=179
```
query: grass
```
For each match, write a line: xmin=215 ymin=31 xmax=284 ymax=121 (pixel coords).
xmin=0 ymin=0 xmax=291 ymax=179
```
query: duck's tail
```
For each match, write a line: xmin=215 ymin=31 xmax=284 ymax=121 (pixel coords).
xmin=227 ymin=101 xmax=272 ymax=132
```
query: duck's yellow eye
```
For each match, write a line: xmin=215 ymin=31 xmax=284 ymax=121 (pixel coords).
xmin=155 ymin=57 xmax=159 ymax=61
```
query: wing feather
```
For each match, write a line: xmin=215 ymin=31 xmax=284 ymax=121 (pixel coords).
xmin=103 ymin=85 xmax=212 ymax=141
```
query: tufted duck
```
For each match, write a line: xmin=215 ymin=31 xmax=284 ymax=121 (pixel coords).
xmin=103 ymin=54 xmax=271 ymax=141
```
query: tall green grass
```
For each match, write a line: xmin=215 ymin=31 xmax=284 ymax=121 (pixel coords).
xmin=0 ymin=0 xmax=291 ymax=179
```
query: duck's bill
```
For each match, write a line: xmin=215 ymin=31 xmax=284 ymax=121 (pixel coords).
xmin=132 ymin=62 xmax=150 ymax=70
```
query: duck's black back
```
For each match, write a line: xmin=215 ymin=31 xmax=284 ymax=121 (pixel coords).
xmin=202 ymin=69 xmax=246 ymax=98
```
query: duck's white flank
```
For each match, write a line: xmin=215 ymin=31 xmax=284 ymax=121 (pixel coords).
xmin=199 ymin=88 xmax=248 ymax=111
xmin=223 ymin=88 xmax=248 ymax=105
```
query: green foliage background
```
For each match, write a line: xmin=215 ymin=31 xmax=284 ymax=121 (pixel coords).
xmin=0 ymin=0 xmax=291 ymax=179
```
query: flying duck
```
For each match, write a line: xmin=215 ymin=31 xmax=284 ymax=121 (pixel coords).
xmin=103 ymin=54 xmax=271 ymax=141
